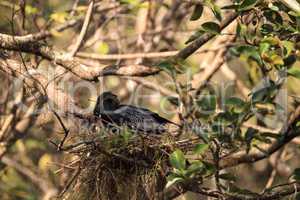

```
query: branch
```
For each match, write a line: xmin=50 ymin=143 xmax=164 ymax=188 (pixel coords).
xmin=224 ymin=182 xmax=300 ymax=200
xmin=75 ymin=45 xmax=224 ymax=60
xmin=193 ymin=49 xmax=227 ymax=95
xmin=0 ymin=100 xmax=45 ymax=159
xmin=161 ymin=182 xmax=223 ymax=200
xmin=0 ymin=33 xmax=160 ymax=80
xmin=281 ymin=0 xmax=300 ymax=13
xmin=122 ymin=76 xmax=178 ymax=97
xmin=175 ymin=12 xmax=238 ymax=60
xmin=70 ymin=0 xmax=94 ymax=57
xmin=76 ymin=50 xmax=179 ymax=60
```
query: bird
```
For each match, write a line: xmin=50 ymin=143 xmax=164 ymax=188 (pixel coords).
xmin=93 ymin=91 xmax=178 ymax=134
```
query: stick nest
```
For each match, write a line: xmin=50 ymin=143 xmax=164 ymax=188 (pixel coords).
xmin=58 ymin=118 xmax=201 ymax=200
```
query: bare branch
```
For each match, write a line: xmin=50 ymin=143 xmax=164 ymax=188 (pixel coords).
xmin=0 ymin=33 xmax=160 ymax=80
xmin=70 ymin=0 xmax=94 ymax=57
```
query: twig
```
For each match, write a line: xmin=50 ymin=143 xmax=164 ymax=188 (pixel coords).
xmin=76 ymin=46 xmax=224 ymax=60
xmin=122 ymin=76 xmax=178 ymax=97
xmin=281 ymin=0 xmax=300 ymax=13
xmin=264 ymin=148 xmax=285 ymax=189
xmin=70 ymin=0 xmax=94 ymax=57
xmin=194 ymin=49 xmax=227 ymax=95
xmin=242 ymin=123 xmax=280 ymax=134
xmin=59 ymin=165 xmax=82 ymax=197
xmin=51 ymin=110 xmax=70 ymax=151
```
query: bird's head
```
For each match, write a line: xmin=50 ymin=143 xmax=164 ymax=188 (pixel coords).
xmin=93 ymin=91 xmax=120 ymax=116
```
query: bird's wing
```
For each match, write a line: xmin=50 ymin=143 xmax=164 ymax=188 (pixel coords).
xmin=120 ymin=105 xmax=176 ymax=125
xmin=114 ymin=105 xmax=166 ymax=132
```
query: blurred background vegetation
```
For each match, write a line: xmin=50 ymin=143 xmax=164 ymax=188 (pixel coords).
xmin=1 ymin=0 xmax=300 ymax=199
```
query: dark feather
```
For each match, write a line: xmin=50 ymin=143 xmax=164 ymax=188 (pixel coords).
xmin=93 ymin=92 xmax=178 ymax=134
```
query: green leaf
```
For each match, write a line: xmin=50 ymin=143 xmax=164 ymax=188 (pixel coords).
xmin=259 ymin=42 xmax=270 ymax=55
xmin=158 ymin=60 xmax=174 ymax=72
xmin=25 ymin=5 xmax=38 ymax=15
xmin=236 ymin=23 xmax=247 ymax=37
xmin=25 ymin=139 xmax=46 ymax=150
xmin=225 ymin=97 xmax=245 ymax=107
xmin=201 ymin=22 xmax=221 ymax=34
xmin=186 ymin=161 xmax=204 ymax=176
xmin=203 ymin=161 xmax=216 ymax=174
xmin=282 ymin=41 xmax=294 ymax=57
xmin=261 ymin=37 xmax=280 ymax=46
xmin=50 ymin=12 xmax=68 ymax=23
xmin=288 ymin=11 xmax=300 ymax=17
xmin=260 ymin=24 xmax=274 ymax=35
xmin=288 ymin=67 xmax=300 ymax=79
xmin=205 ymin=0 xmax=222 ymax=21
xmin=211 ymin=4 xmax=222 ymax=21
xmin=120 ymin=0 xmax=140 ymax=6
xmin=261 ymin=132 xmax=281 ymax=139
xmin=190 ymin=4 xmax=203 ymax=21
xmin=185 ymin=30 xmax=204 ymax=44
xmin=268 ymin=3 xmax=279 ymax=11
xmin=238 ymin=0 xmax=258 ymax=11
xmin=214 ymin=112 xmax=238 ymax=126
xmin=222 ymin=4 xmax=239 ymax=10
xmin=293 ymin=168 xmax=300 ymax=181
xmin=270 ymin=54 xmax=284 ymax=65
xmin=192 ymin=127 xmax=210 ymax=143
xmin=251 ymin=88 xmax=270 ymax=103
xmin=121 ymin=129 xmax=133 ymax=144
xmin=219 ymin=173 xmax=236 ymax=181
xmin=231 ymin=45 xmax=263 ymax=66
xmin=193 ymin=144 xmax=209 ymax=155
xmin=196 ymin=95 xmax=216 ymax=113
xmin=166 ymin=174 xmax=184 ymax=188
xmin=263 ymin=10 xmax=283 ymax=25
xmin=169 ymin=149 xmax=186 ymax=170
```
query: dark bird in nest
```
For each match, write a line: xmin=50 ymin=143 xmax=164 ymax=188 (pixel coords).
xmin=93 ymin=91 xmax=178 ymax=134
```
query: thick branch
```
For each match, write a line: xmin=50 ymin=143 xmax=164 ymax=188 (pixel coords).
xmin=0 ymin=33 xmax=160 ymax=80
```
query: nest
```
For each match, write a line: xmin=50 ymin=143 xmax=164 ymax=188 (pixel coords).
xmin=56 ymin=117 xmax=203 ymax=200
